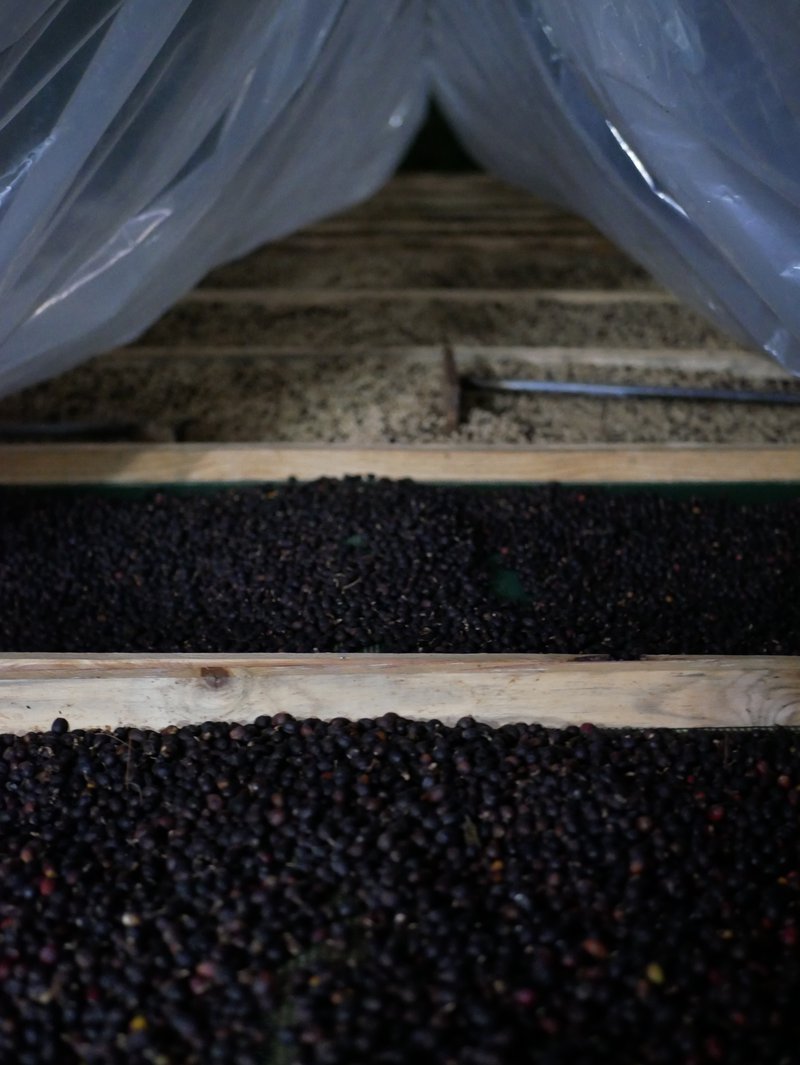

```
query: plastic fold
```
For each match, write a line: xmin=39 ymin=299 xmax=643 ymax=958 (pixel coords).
xmin=1 ymin=2 xmax=799 ymax=397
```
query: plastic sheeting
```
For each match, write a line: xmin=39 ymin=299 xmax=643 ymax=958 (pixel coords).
xmin=434 ymin=1 xmax=800 ymax=373
xmin=0 ymin=1 xmax=427 ymax=397
xmin=1 ymin=2 xmax=800 ymax=398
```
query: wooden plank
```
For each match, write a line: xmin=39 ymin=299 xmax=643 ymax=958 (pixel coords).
xmin=309 ymin=220 xmax=598 ymax=236
xmin=1 ymin=654 xmax=797 ymax=732
xmin=105 ymin=343 xmax=787 ymax=380
xmin=199 ymin=242 xmax=641 ymax=290
xmin=280 ymin=233 xmax=616 ymax=251
xmin=184 ymin=287 xmax=673 ymax=306
xmin=145 ymin=287 xmax=702 ymax=352
xmin=107 ymin=343 xmax=449 ymax=360
xmin=1 ymin=443 xmax=799 ymax=486
xmin=317 ymin=199 xmax=590 ymax=219
xmin=324 ymin=210 xmax=583 ymax=227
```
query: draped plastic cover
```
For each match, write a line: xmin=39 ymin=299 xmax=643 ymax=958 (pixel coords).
xmin=1 ymin=2 xmax=800 ymax=398
xmin=0 ymin=1 xmax=427 ymax=397
xmin=434 ymin=1 xmax=800 ymax=374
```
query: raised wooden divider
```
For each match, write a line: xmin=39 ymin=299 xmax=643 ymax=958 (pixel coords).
xmin=1 ymin=443 xmax=799 ymax=486
xmin=1 ymin=654 xmax=799 ymax=733
xmin=184 ymin=287 xmax=675 ymax=305
xmin=108 ymin=344 xmax=783 ymax=379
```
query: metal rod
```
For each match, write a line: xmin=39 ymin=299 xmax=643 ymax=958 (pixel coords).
xmin=0 ymin=420 xmax=175 ymax=442
xmin=463 ymin=377 xmax=800 ymax=405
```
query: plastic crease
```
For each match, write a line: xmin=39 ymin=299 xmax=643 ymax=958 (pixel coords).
xmin=0 ymin=0 xmax=799 ymax=398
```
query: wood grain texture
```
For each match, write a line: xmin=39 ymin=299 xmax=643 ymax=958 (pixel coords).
xmin=305 ymin=219 xmax=602 ymax=238
xmin=184 ymin=287 xmax=674 ymax=306
xmin=1 ymin=443 xmax=799 ymax=486
xmin=280 ymin=233 xmax=616 ymax=252
xmin=0 ymin=654 xmax=798 ymax=733
xmin=104 ymin=344 xmax=787 ymax=381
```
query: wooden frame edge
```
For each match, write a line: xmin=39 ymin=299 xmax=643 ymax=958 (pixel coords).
xmin=1 ymin=443 xmax=800 ymax=486
xmin=108 ymin=344 xmax=786 ymax=381
xmin=1 ymin=653 xmax=798 ymax=732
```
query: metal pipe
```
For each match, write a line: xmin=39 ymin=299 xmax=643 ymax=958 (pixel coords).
xmin=463 ymin=377 xmax=800 ymax=405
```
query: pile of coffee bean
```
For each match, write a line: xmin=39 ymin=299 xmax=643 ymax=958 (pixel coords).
xmin=0 ymin=716 xmax=798 ymax=1064
xmin=0 ymin=479 xmax=798 ymax=655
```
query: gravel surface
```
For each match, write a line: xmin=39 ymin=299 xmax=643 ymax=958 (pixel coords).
xmin=200 ymin=244 xmax=656 ymax=291
xmin=1 ymin=479 xmax=798 ymax=655
xmin=2 ymin=352 xmax=800 ymax=445
xmin=0 ymin=716 xmax=798 ymax=1064
xmin=137 ymin=297 xmax=728 ymax=351
xmin=4 ymin=171 xmax=797 ymax=445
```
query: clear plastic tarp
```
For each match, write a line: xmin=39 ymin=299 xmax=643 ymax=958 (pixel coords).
xmin=434 ymin=1 xmax=800 ymax=373
xmin=0 ymin=1 xmax=427 ymax=397
xmin=1 ymin=1 xmax=799 ymax=398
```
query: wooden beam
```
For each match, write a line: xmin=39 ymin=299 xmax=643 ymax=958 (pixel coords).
xmin=1 ymin=654 xmax=797 ymax=732
xmin=105 ymin=343 xmax=786 ymax=380
xmin=109 ymin=344 xmax=445 ymax=360
xmin=279 ymin=233 xmax=616 ymax=251
xmin=0 ymin=443 xmax=798 ymax=486
xmin=184 ymin=287 xmax=672 ymax=306
xmin=308 ymin=220 xmax=599 ymax=236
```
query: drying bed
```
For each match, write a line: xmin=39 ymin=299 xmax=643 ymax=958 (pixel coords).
xmin=7 ymin=172 xmax=800 ymax=451
xmin=1 ymin=478 xmax=798 ymax=657
xmin=0 ymin=445 xmax=799 ymax=730
xmin=6 ymin=348 xmax=799 ymax=448
xmin=0 ymin=715 xmax=798 ymax=1064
